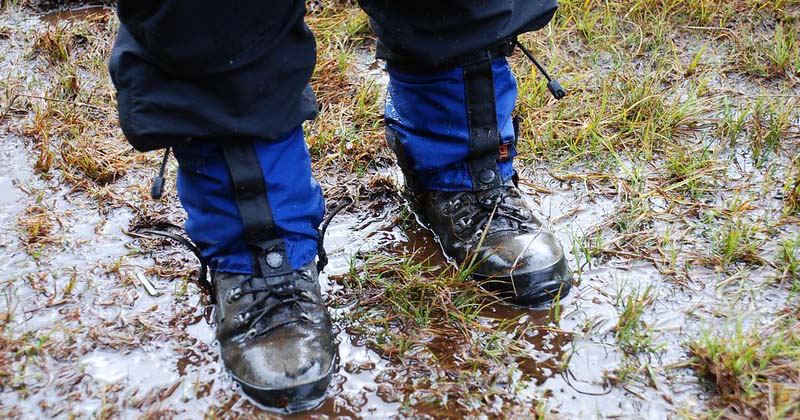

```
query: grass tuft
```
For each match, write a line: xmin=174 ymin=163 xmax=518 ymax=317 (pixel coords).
xmin=689 ymin=317 xmax=800 ymax=419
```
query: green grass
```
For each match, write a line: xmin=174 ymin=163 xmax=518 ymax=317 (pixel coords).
xmin=785 ymin=155 xmax=800 ymax=216
xmin=614 ymin=282 xmax=659 ymax=355
xmin=606 ymin=281 xmax=665 ymax=384
xmin=331 ymin=252 xmax=561 ymax=416
xmin=689 ymin=317 xmax=800 ymax=419
xmin=740 ymin=22 xmax=799 ymax=79
xmin=708 ymin=218 xmax=766 ymax=267
xmin=776 ymin=235 xmax=800 ymax=294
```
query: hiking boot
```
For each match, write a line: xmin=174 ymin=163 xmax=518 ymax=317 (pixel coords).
xmin=412 ymin=179 xmax=572 ymax=306
xmin=212 ymin=261 xmax=336 ymax=413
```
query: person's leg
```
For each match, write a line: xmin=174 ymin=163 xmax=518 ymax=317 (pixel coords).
xmin=171 ymin=131 xmax=334 ymax=411
xmin=109 ymin=1 xmax=335 ymax=412
xmin=359 ymin=0 xmax=572 ymax=305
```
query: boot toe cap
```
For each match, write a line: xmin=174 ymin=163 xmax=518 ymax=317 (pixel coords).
xmin=224 ymin=326 xmax=334 ymax=387
xmin=474 ymin=231 xmax=572 ymax=305
xmin=221 ymin=325 xmax=335 ymax=410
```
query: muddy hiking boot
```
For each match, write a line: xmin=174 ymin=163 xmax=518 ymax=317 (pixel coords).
xmin=408 ymin=177 xmax=572 ymax=306
xmin=383 ymin=43 xmax=572 ymax=306
xmin=212 ymin=261 xmax=336 ymax=413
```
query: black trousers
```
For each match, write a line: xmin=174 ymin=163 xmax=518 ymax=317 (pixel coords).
xmin=109 ymin=0 xmax=557 ymax=152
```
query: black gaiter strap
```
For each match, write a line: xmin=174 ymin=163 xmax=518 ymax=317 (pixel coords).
xmin=222 ymin=141 xmax=292 ymax=277
xmin=463 ymin=54 xmax=503 ymax=191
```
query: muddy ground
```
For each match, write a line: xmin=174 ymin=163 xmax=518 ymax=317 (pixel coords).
xmin=0 ymin=1 xmax=799 ymax=419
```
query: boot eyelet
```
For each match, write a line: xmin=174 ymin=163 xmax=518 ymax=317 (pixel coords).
xmin=300 ymin=313 xmax=318 ymax=324
xmin=244 ymin=329 xmax=257 ymax=340
xmin=233 ymin=312 xmax=251 ymax=329
xmin=459 ymin=218 xmax=472 ymax=228
xmin=226 ymin=287 xmax=242 ymax=303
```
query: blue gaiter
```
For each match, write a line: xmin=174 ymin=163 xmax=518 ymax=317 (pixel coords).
xmin=385 ymin=57 xmax=518 ymax=192
xmin=172 ymin=126 xmax=324 ymax=274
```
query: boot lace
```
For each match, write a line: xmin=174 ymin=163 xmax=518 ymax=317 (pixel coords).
xmin=442 ymin=186 xmax=532 ymax=241
xmin=225 ymin=269 xmax=321 ymax=341
xmin=228 ymin=197 xmax=352 ymax=342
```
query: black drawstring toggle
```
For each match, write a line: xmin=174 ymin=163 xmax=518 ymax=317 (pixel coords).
xmin=513 ymin=40 xmax=566 ymax=100
xmin=150 ymin=147 xmax=171 ymax=199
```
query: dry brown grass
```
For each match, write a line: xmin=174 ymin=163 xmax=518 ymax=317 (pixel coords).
xmin=17 ymin=202 xmax=55 ymax=250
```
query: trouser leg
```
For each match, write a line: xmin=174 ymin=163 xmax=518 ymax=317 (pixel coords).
xmin=357 ymin=0 xmax=557 ymax=68
xmin=385 ymin=57 xmax=519 ymax=192
xmin=358 ymin=0 xmax=556 ymax=192
xmin=110 ymin=0 xmax=317 ymax=152
xmin=110 ymin=1 xmax=323 ymax=274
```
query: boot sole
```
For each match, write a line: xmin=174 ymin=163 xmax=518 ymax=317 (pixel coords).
xmin=233 ymin=355 xmax=337 ymax=414
xmin=399 ymin=187 xmax=572 ymax=307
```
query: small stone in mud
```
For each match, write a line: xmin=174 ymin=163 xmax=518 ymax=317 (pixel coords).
xmin=343 ymin=361 xmax=359 ymax=373
xmin=344 ymin=360 xmax=377 ymax=374
xmin=376 ymin=383 xmax=402 ymax=403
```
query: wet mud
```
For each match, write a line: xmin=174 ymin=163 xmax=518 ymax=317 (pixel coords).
xmin=1 ymin=3 xmax=799 ymax=420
